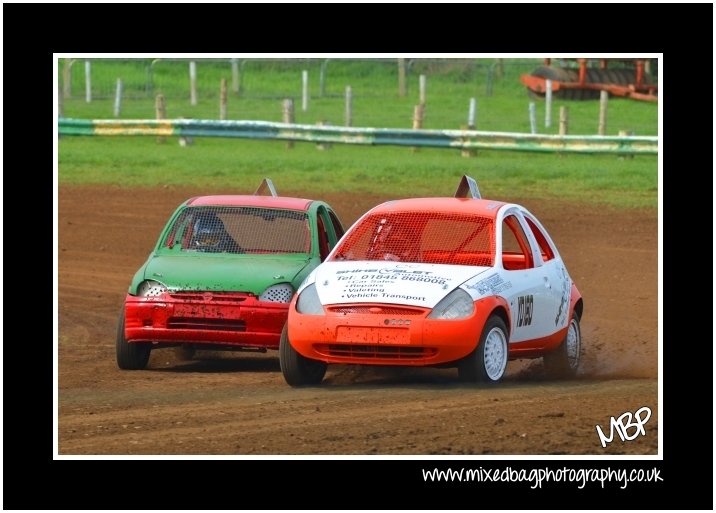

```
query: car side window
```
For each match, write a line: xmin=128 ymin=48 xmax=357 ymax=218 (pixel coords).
xmin=502 ymin=215 xmax=534 ymax=270
xmin=328 ymin=210 xmax=345 ymax=240
xmin=525 ymin=217 xmax=555 ymax=262
xmin=164 ymin=210 xmax=192 ymax=249
xmin=317 ymin=215 xmax=331 ymax=261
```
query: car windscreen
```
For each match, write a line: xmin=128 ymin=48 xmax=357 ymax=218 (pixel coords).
xmin=164 ymin=206 xmax=310 ymax=254
xmin=330 ymin=211 xmax=494 ymax=266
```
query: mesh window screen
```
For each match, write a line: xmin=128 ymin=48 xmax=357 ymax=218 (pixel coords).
xmin=165 ymin=207 xmax=309 ymax=254
xmin=331 ymin=211 xmax=495 ymax=266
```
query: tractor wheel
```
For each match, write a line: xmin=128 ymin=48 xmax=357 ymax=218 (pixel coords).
xmin=526 ymin=66 xmax=573 ymax=100
xmin=605 ymin=68 xmax=625 ymax=87
xmin=558 ymin=68 xmax=581 ymax=100
xmin=612 ymin=68 xmax=634 ymax=85
xmin=582 ymin=69 xmax=605 ymax=99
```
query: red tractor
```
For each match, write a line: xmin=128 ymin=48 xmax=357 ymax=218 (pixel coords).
xmin=521 ymin=58 xmax=657 ymax=102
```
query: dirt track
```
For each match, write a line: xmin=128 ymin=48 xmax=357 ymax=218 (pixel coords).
xmin=58 ymin=185 xmax=658 ymax=455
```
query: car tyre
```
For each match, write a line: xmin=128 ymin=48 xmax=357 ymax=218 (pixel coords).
xmin=544 ymin=313 xmax=581 ymax=378
xmin=279 ymin=323 xmax=327 ymax=386
xmin=458 ymin=315 xmax=508 ymax=383
xmin=116 ymin=309 xmax=151 ymax=370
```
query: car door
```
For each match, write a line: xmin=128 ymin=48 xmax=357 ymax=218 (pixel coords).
xmin=498 ymin=208 xmax=555 ymax=342
xmin=521 ymin=211 xmax=571 ymax=333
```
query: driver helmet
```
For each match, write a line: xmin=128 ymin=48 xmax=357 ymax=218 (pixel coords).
xmin=192 ymin=212 xmax=226 ymax=250
xmin=376 ymin=218 xmax=414 ymax=261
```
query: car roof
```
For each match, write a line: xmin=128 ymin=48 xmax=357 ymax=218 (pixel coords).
xmin=185 ymin=195 xmax=313 ymax=211
xmin=368 ymin=197 xmax=508 ymax=220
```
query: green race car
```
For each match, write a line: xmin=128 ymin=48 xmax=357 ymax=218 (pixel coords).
xmin=116 ymin=180 xmax=345 ymax=370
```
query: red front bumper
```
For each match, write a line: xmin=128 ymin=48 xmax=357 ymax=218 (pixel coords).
xmin=124 ymin=291 xmax=287 ymax=349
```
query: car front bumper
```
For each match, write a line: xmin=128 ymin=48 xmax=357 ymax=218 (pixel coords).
xmin=124 ymin=292 xmax=287 ymax=349
xmin=287 ymin=297 xmax=503 ymax=366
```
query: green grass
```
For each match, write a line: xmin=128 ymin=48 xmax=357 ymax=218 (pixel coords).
xmin=59 ymin=136 xmax=657 ymax=208
xmin=58 ymin=58 xmax=658 ymax=209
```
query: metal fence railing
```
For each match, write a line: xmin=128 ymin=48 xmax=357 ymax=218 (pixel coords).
xmin=58 ymin=118 xmax=658 ymax=155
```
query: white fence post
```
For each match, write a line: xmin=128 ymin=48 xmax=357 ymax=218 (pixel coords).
xmin=231 ymin=58 xmax=240 ymax=94
xmin=598 ymin=90 xmax=608 ymax=135
xmin=219 ymin=78 xmax=228 ymax=120
xmin=63 ymin=59 xmax=73 ymax=99
xmin=411 ymin=103 xmax=425 ymax=153
xmin=319 ymin=60 xmax=329 ymax=97
xmin=345 ymin=86 xmax=353 ymax=127
xmin=398 ymin=58 xmax=407 ymax=97
xmin=155 ymin=94 xmax=166 ymax=144
xmin=302 ymin=70 xmax=309 ymax=112
xmin=485 ymin=65 xmax=494 ymax=96
xmin=618 ymin=129 xmax=634 ymax=159
xmin=419 ymin=74 xmax=427 ymax=105
xmin=496 ymin=58 xmax=504 ymax=79
xmin=113 ymin=78 xmax=123 ymax=117
xmin=283 ymin=98 xmax=295 ymax=149
xmin=58 ymin=88 xmax=64 ymax=118
xmin=545 ymin=79 xmax=553 ymax=128
xmin=529 ymin=102 xmax=537 ymax=134
xmin=316 ymin=120 xmax=332 ymax=150
xmin=559 ymin=106 xmax=569 ymax=135
xmin=189 ymin=61 xmax=197 ymax=106
xmin=84 ymin=60 xmax=91 ymax=103
xmin=467 ymin=97 xmax=477 ymax=129
xmin=462 ymin=98 xmax=477 ymax=157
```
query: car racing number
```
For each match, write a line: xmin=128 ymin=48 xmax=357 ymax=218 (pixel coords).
xmin=516 ymin=294 xmax=533 ymax=327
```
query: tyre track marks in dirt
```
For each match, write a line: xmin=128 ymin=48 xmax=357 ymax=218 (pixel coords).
xmin=58 ymin=185 xmax=658 ymax=455
xmin=59 ymin=378 xmax=657 ymax=455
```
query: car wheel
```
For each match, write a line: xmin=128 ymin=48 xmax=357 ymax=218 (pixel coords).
xmin=458 ymin=315 xmax=508 ymax=383
xmin=279 ymin=323 xmax=327 ymax=386
xmin=543 ymin=313 xmax=581 ymax=378
xmin=115 ymin=309 xmax=151 ymax=370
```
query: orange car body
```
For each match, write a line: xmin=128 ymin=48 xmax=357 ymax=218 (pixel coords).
xmin=282 ymin=182 xmax=583 ymax=385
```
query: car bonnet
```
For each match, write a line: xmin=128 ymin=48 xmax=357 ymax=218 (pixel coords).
xmin=143 ymin=254 xmax=311 ymax=295
xmin=309 ymin=261 xmax=490 ymax=309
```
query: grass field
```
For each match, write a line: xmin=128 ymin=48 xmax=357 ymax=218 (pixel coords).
xmin=58 ymin=57 xmax=658 ymax=208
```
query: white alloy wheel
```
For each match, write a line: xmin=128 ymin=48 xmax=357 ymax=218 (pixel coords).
xmin=483 ymin=326 xmax=508 ymax=381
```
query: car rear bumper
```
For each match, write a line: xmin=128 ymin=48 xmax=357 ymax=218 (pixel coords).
xmin=124 ymin=292 xmax=287 ymax=349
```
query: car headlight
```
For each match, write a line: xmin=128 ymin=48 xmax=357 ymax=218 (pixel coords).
xmin=259 ymin=283 xmax=294 ymax=303
xmin=295 ymin=283 xmax=324 ymax=315
xmin=137 ymin=280 xmax=168 ymax=297
xmin=427 ymin=289 xmax=475 ymax=319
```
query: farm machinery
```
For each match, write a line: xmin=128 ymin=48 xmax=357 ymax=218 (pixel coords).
xmin=521 ymin=58 xmax=657 ymax=102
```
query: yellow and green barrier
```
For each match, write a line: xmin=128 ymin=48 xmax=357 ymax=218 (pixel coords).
xmin=58 ymin=118 xmax=657 ymax=155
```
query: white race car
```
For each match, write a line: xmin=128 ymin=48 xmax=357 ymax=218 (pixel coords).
xmin=280 ymin=176 xmax=583 ymax=386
